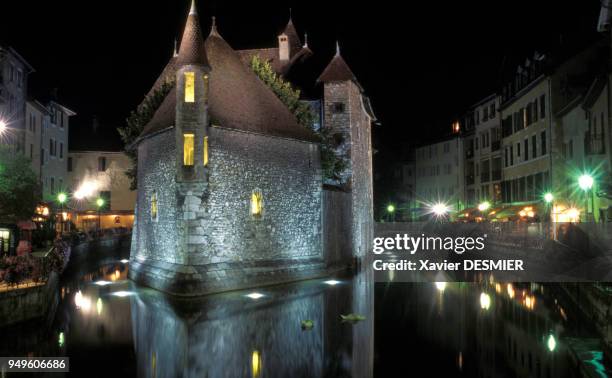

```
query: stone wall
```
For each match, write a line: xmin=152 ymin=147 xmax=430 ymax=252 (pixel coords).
xmin=130 ymin=127 xmax=326 ymax=295
xmin=322 ymin=187 xmax=352 ymax=266
xmin=0 ymin=272 xmax=59 ymax=327
xmin=323 ymin=81 xmax=374 ymax=258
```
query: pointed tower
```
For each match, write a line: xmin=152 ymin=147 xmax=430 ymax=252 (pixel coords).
xmin=175 ymin=0 xmax=211 ymax=182
xmin=318 ymin=42 xmax=376 ymax=258
xmin=278 ymin=11 xmax=302 ymax=61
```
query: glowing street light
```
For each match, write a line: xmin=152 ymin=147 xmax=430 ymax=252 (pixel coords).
xmin=0 ymin=120 xmax=6 ymax=135
xmin=435 ymin=282 xmax=447 ymax=292
xmin=578 ymin=174 xmax=594 ymax=191
xmin=57 ymin=192 xmax=68 ymax=204
xmin=96 ymin=198 xmax=105 ymax=208
xmin=387 ymin=204 xmax=395 ymax=213
xmin=478 ymin=201 xmax=490 ymax=212
xmin=544 ymin=192 xmax=554 ymax=203
xmin=431 ymin=203 xmax=449 ymax=217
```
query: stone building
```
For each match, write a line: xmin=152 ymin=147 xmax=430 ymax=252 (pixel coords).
xmin=129 ymin=1 xmax=374 ymax=295
xmin=415 ymin=136 xmax=465 ymax=216
xmin=460 ymin=95 xmax=502 ymax=207
xmin=0 ymin=46 xmax=33 ymax=152
xmin=68 ymin=149 xmax=136 ymax=230
xmin=24 ymin=99 xmax=76 ymax=199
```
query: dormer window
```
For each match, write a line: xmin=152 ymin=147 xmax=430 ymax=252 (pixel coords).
xmin=184 ymin=72 xmax=195 ymax=103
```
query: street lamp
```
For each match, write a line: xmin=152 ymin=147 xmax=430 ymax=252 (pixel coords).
xmin=477 ymin=201 xmax=490 ymax=212
xmin=431 ymin=202 xmax=449 ymax=219
xmin=57 ymin=192 xmax=68 ymax=236
xmin=0 ymin=120 xmax=6 ymax=135
xmin=96 ymin=198 xmax=105 ymax=233
xmin=578 ymin=174 xmax=594 ymax=222
xmin=543 ymin=192 xmax=554 ymax=239
xmin=543 ymin=192 xmax=554 ymax=203
xmin=387 ymin=203 xmax=395 ymax=220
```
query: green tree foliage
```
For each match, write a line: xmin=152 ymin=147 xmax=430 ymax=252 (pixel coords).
xmin=0 ymin=147 xmax=41 ymax=222
xmin=118 ymin=81 xmax=174 ymax=190
xmin=249 ymin=56 xmax=347 ymax=181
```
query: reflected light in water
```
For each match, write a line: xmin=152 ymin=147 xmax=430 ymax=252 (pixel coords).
xmin=246 ymin=292 xmax=265 ymax=300
xmin=507 ymin=283 xmax=515 ymax=299
xmin=74 ymin=290 xmax=92 ymax=312
xmin=435 ymin=282 xmax=447 ymax=292
xmin=112 ymin=291 xmax=134 ymax=298
xmin=547 ymin=334 xmax=557 ymax=352
xmin=323 ymin=280 xmax=341 ymax=286
xmin=252 ymin=350 xmax=262 ymax=378
xmin=94 ymin=280 xmax=112 ymax=286
xmin=58 ymin=332 xmax=65 ymax=347
xmin=96 ymin=298 xmax=103 ymax=315
xmin=480 ymin=292 xmax=491 ymax=310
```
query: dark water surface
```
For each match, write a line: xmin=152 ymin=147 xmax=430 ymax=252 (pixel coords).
xmin=0 ymin=241 xmax=610 ymax=377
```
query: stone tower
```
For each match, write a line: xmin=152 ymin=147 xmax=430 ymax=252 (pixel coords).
xmin=175 ymin=0 xmax=211 ymax=182
xmin=318 ymin=43 xmax=376 ymax=258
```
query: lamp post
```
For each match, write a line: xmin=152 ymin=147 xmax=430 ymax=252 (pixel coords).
xmin=57 ymin=192 xmax=67 ymax=236
xmin=578 ymin=174 xmax=594 ymax=222
xmin=96 ymin=197 xmax=105 ymax=234
xmin=544 ymin=192 xmax=554 ymax=238
xmin=387 ymin=204 xmax=395 ymax=222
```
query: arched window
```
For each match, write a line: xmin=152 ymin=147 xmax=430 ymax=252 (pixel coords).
xmin=183 ymin=133 xmax=194 ymax=166
xmin=251 ymin=189 xmax=263 ymax=218
xmin=151 ymin=192 xmax=158 ymax=222
xmin=184 ymin=72 xmax=195 ymax=103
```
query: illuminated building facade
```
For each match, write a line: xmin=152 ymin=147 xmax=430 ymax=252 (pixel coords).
xmin=129 ymin=1 xmax=374 ymax=294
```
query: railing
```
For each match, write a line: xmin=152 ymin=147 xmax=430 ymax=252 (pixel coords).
xmin=585 ymin=136 xmax=605 ymax=155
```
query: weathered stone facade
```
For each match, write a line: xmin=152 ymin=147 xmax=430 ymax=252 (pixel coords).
xmin=323 ymin=80 xmax=375 ymax=258
xmin=130 ymin=126 xmax=324 ymax=295
xmin=129 ymin=2 xmax=374 ymax=296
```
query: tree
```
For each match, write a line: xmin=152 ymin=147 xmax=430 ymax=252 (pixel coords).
xmin=118 ymin=81 xmax=174 ymax=190
xmin=0 ymin=147 xmax=41 ymax=222
xmin=249 ymin=56 xmax=347 ymax=182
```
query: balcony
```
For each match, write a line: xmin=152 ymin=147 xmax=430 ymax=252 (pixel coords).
xmin=585 ymin=136 xmax=605 ymax=155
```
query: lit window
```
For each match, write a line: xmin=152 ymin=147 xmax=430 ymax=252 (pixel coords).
xmin=183 ymin=133 xmax=194 ymax=166
xmin=151 ymin=192 xmax=158 ymax=221
xmin=184 ymin=72 xmax=195 ymax=103
xmin=251 ymin=189 xmax=263 ymax=218
xmin=203 ymin=74 xmax=209 ymax=101
xmin=203 ymin=136 xmax=209 ymax=167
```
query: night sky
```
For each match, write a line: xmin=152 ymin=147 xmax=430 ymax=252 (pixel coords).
xmin=0 ymin=0 xmax=603 ymax=155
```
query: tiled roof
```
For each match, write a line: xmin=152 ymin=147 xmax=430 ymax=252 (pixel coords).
xmin=176 ymin=0 xmax=209 ymax=67
xmin=139 ymin=29 xmax=318 ymax=143
xmin=317 ymin=53 xmax=358 ymax=84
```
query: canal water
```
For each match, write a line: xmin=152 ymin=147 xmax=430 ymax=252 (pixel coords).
xmin=0 ymin=241 xmax=610 ymax=377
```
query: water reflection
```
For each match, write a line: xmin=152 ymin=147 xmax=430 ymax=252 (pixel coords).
xmin=1 ymin=248 xmax=611 ymax=377
xmin=129 ymin=271 xmax=373 ymax=378
xmin=375 ymin=281 xmax=611 ymax=377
